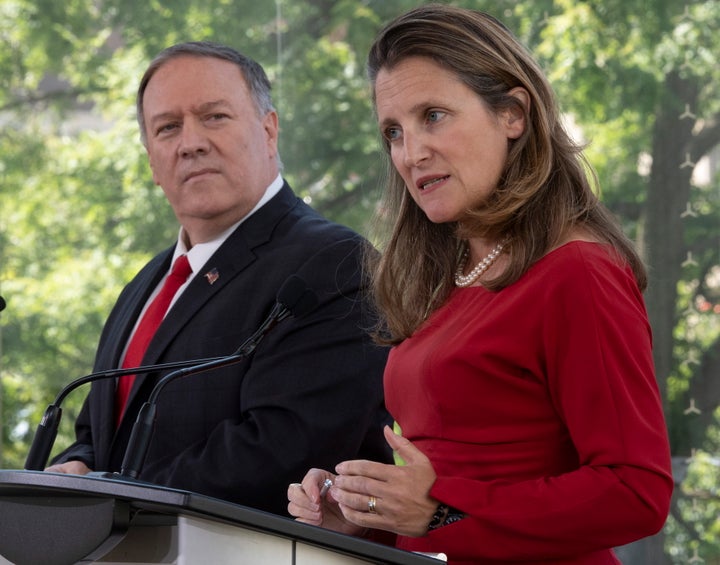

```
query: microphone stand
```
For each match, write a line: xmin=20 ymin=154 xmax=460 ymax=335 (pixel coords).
xmin=24 ymin=356 xmax=226 ymax=471
xmin=25 ymin=273 xmax=316 ymax=479
xmin=119 ymin=302 xmax=290 ymax=479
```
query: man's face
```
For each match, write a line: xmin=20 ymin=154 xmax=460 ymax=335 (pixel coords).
xmin=142 ymin=55 xmax=279 ymax=245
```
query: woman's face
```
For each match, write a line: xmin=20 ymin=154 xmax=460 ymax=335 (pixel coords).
xmin=374 ymin=56 xmax=526 ymax=224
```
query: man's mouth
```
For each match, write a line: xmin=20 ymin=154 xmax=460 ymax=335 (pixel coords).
xmin=184 ymin=169 xmax=217 ymax=182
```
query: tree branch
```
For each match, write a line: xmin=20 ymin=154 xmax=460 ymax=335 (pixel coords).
xmin=0 ymin=88 xmax=103 ymax=113
xmin=690 ymin=112 xmax=720 ymax=159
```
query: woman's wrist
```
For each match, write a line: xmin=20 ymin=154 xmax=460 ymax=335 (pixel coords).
xmin=427 ymin=503 xmax=465 ymax=531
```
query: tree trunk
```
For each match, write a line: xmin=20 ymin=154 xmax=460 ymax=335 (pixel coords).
xmin=640 ymin=70 xmax=698 ymax=565
xmin=643 ymin=70 xmax=697 ymax=435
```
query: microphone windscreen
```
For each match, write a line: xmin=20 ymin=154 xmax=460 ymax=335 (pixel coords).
xmin=277 ymin=275 xmax=319 ymax=318
xmin=0 ymin=296 xmax=5 ymax=313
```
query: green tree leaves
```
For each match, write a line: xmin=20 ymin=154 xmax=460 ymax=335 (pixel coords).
xmin=0 ymin=2 xmax=718 ymax=561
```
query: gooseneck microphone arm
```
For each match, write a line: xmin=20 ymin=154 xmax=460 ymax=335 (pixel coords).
xmin=150 ymin=300 xmax=292 ymax=405
xmin=24 ymin=356 xmax=228 ymax=471
xmin=119 ymin=305 xmax=283 ymax=479
xmin=118 ymin=275 xmax=318 ymax=479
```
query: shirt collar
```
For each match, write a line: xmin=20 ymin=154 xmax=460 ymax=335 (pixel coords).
xmin=173 ymin=173 xmax=284 ymax=274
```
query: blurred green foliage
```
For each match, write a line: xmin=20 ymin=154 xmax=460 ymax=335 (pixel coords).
xmin=0 ymin=1 xmax=718 ymax=562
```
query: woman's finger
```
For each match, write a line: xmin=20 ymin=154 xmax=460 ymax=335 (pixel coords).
xmin=287 ymin=498 xmax=323 ymax=525
xmin=383 ymin=425 xmax=429 ymax=466
xmin=299 ymin=468 xmax=336 ymax=504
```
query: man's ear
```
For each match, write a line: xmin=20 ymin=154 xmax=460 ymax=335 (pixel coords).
xmin=263 ymin=110 xmax=280 ymax=158
xmin=147 ymin=149 xmax=161 ymax=186
xmin=504 ymin=86 xmax=530 ymax=140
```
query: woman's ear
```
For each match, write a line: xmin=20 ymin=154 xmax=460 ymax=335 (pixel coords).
xmin=504 ymin=86 xmax=530 ymax=140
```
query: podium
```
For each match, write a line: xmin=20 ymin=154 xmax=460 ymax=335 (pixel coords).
xmin=0 ymin=470 xmax=443 ymax=565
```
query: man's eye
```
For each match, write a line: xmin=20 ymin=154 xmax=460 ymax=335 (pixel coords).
xmin=157 ymin=123 xmax=178 ymax=134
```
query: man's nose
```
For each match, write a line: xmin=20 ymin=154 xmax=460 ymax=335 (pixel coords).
xmin=178 ymin=121 xmax=210 ymax=157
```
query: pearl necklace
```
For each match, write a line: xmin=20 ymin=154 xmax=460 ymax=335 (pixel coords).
xmin=454 ymin=240 xmax=507 ymax=287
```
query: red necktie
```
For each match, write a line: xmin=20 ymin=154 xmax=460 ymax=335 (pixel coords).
xmin=115 ymin=255 xmax=192 ymax=425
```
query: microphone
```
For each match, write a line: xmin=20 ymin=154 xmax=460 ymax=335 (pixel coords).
xmin=26 ymin=276 xmax=317 ymax=473
xmin=118 ymin=275 xmax=318 ymax=479
xmin=25 ymin=356 xmax=231 ymax=471
xmin=0 ymin=295 xmax=6 ymax=312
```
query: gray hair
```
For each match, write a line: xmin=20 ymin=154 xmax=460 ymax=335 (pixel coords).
xmin=136 ymin=41 xmax=276 ymax=145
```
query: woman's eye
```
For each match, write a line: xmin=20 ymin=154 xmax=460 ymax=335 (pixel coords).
xmin=384 ymin=126 xmax=402 ymax=142
xmin=427 ymin=110 xmax=445 ymax=123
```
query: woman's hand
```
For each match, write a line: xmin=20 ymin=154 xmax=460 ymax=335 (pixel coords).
xmin=331 ymin=425 xmax=438 ymax=537
xmin=287 ymin=468 xmax=366 ymax=536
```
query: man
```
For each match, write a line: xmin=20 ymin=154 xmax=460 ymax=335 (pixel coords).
xmin=46 ymin=41 xmax=391 ymax=516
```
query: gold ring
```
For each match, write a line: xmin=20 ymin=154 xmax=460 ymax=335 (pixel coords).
xmin=368 ymin=495 xmax=377 ymax=514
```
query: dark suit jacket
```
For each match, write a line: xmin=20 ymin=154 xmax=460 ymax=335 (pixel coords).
xmin=53 ymin=182 xmax=391 ymax=516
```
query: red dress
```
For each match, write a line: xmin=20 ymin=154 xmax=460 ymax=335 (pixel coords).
xmin=384 ymin=242 xmax=673 ymax=564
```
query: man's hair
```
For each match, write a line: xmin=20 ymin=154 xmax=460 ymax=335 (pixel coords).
xmin=136 ymin=41 xmax=275 ymax=145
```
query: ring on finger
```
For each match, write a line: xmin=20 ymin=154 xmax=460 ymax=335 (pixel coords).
xmin=368 ymin=495 xmax=377 ymax=514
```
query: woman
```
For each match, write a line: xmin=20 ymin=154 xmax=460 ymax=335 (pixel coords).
xmin=288 ymin=5 xmax=673 ymax=564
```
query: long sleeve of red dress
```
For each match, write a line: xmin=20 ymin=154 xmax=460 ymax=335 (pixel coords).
xmin=384 ymin=242 xmax=673 ymax=565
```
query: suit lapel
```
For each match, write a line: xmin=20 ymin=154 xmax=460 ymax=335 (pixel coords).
xmin=122 ymin=183 xmax=299 ymax=410
xmin=111 ymin=251 xmax=174 ymax=368
xmin=103 ymin=250 xmax=173 ymax=454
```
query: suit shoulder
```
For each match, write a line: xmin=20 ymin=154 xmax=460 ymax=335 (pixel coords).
xmin=282 ymin=199 xmax=367 ymax=246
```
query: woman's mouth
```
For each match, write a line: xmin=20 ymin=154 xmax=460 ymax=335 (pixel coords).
xmin=418 ymin=175 xmax=449 ymax=190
